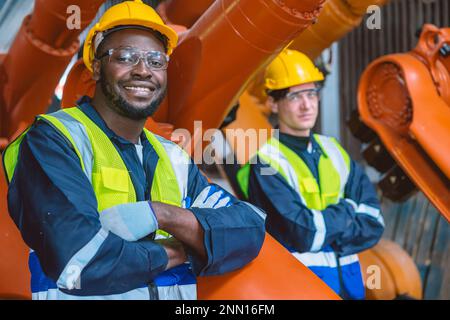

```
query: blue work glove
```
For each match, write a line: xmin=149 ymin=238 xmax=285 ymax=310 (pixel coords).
xmin=99 ymin=201 xmax=158 ymax=241
xmin=190 ymin=185 xmax=232 ymax=209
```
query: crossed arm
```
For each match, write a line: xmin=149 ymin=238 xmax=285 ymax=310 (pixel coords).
xmin=152 ymin=202 xmax=206 ymax=269
xmin=6 ymin=122 xmax=265 ymax=296
xmin=248 ymin=157 xmax=385 ymax=255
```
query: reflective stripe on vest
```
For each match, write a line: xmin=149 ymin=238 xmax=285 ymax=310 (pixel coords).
xmin=239 ymin=134 xmax=351 ymax=210
xmin=253 ymin=134 xmax=350 ymax=252
xmin=3 ymin=107 xmax=194 ymax=299
xmin=236 ymin=134 xmax=364 ymax=298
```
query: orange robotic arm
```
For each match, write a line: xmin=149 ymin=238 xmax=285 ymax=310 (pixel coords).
xmin=358 ymin=25 xmax=450 ymax=221
xmin=0 ymin=0 xmax=105 ymax=143
xmin=289 ymin=0 xmax=390 ymax=59
xmin=157 ymin=0 xmax=215 ymax=29
xmin=163 ymin=0 xmax=326 ymax=146
xmin=198 ymin=234 xmax=339 ymax=300
xmin=229 ymin=0 xmax=391 ymax=164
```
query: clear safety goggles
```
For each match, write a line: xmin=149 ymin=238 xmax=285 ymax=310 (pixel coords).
xmin=284 ymin=88 xmax=320 ymax=103
xmin=97 ymin=47 xmax=170 ymax=71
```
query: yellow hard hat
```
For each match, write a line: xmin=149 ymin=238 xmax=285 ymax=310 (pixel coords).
xmin=264 ymin=49 xmax=324 ymax=90
xmin=83 ymin=0 xmax=178 ymax=73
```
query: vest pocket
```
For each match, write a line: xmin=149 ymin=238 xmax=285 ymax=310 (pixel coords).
xmin=301 ymin=177 xmax=319 ymax=193
xmin=300 ymin=178 xmax=322 ymax=209
xmin=321 ymin=192 xmax=340 ymax=207
xmin=93 ymin=167 xmax=131 ymax=211
xmin=100 ymin=167 xmax=129 ymax=192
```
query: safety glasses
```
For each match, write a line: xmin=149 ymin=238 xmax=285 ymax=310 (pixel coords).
xmin=97 ymin=47 xmax=170 ymax=71
xmin=284 ymin=88 xmax=320 ymax=103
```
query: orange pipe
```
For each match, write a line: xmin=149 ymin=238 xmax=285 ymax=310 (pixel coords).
xmin=1 ymin=0 xmax=104 ymax=139
xmin=246 ymin=0 xmax=390 ymax=100
xmin=158 ymin=0 xmax=215 ymax=28
xmin=290 ymin=0 xmax=390 ymax=59
xmin=237 ymin=0 xmax=391 ymax=160
xmin=28 ymin=0 xmax=104 ymax=49
xmin=163 ymin=0 xmax=325 ymax=152
xmin=198 ymin=234 xmax=340 ymax=299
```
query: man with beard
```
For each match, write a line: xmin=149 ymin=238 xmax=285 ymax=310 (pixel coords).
xmin=2 ymin=0 xmax=265 ymax=300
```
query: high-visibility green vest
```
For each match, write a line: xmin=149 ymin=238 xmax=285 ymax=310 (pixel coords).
xmin=237 ymin=134 xmax=350 ymax=210
xmin=3 ymin=107 xmax=188 ymax=236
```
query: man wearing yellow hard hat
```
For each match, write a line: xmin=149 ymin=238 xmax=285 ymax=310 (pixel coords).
xmin=237 ymin=49 xmax=385 ymax=299
xmin=3 ymin=0 xmax=265 ymax=300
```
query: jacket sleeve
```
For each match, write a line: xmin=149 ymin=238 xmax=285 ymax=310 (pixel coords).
xmin=247 ymin=156 xmax=357 ymax=253
xmin=183 ymin=161 xmax=266 ymax=276
xmin=6 ymin=121 xmax=169 ymax=296
xmin=332 ymin=160 xmax=385 ymax=256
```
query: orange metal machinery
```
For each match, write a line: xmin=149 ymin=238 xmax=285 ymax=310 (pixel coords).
xmin=358 ymin=24 xmax=450 ymax=222
xmin=225 ymin=0 xmax=390 ymax=165
xmin=0 ymin=0 xmax=106 ymax=143
xmin=358 ymin=239 xmax=422 ymax=300
xmin=0 ymin=0 xmax=106 ymax=299
xmin=157 ymin=0 xmax=215 ymax=29
xmin=0 ymin=0 xmax=343 ymax=300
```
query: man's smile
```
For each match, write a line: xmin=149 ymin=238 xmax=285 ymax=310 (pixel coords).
xmin=121 ymin=81 xmax=157 ymax=99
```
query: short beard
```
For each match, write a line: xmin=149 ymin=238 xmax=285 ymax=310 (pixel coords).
xmin=99 ymin=69 xmax=166 ymax=120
